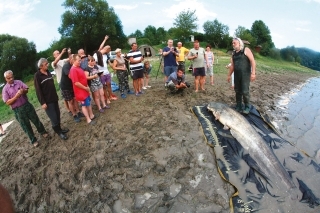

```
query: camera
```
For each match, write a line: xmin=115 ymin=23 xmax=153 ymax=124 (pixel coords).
xmin=196 ymin=52 xmax=198 ymax=55
xmin=185 ymin=82 xmax=191 ymax=88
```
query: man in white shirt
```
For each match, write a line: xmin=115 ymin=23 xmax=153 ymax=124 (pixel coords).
xmin=52 ymin=48 xmax=71 ymax=114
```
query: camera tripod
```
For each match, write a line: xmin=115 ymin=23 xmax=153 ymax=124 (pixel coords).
xmin=155 ymin=54 xmax=163 ymax=79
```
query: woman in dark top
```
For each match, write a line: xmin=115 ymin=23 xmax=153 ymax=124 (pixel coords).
xmin=34 ymin=58 xmax=69 ymax=140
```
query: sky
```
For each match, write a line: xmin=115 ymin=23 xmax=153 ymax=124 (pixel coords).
xmin=0 ymin=0 xmax=320 ymax=52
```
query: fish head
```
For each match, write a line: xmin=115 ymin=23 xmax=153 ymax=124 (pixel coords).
xmin=207 ymin=102 xmax=227 ymax=120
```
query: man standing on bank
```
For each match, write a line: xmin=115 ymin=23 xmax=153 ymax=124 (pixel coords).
xmin=176 ymin=42 xmax=189 ymax=73
xmin=187 ymin=40 xmax=209 ymax=92
xmin=2 ymin=70 xmax=50 ymax=147
xmin=162 ymin=39 xmax=178 ymax=83
xmin=34 ymin=58 xmax=69 ymax=140
xmin=227 ymin=37 xmax=256 ymax=114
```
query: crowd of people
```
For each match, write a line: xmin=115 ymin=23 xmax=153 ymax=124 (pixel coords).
xmin=1 ymin=36 xmax=255 ymax=147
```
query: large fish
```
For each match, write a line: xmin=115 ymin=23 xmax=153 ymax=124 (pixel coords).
xmin=207 ymin=102 xmax=299 ymax=199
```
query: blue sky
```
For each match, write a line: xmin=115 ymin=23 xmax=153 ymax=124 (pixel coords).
xmin=0 ymin=0 xmax=319 ymax=52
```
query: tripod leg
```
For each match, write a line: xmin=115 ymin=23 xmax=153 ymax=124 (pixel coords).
xmin=155 ymin=56 xmax=163 ymax=79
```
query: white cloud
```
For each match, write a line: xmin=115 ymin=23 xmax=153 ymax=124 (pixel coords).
xmin=0 ymin=0 xmax=56 ymax=50
xmin=295 ymin=27 xmax=310 ymax=32
xmin=164 ymin=0 xmax=217 ymax=29
xmin=143 ymin=2 xmax=152 ymax=5
xmin=113 ymin=4 xmax=138 ymax=10
xmin=271 ymin=32 xmax=284 ymax=39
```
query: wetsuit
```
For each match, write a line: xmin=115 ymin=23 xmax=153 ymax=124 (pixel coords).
xmin=232 ymin=48 xmax=251 ymax=108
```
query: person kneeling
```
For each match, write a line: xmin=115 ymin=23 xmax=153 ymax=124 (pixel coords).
xmin=165 ymin=68 xmax=190 ymax=93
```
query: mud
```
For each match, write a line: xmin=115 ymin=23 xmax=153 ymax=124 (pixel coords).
xmin=0 ymin=70 xmax=318 ymax=212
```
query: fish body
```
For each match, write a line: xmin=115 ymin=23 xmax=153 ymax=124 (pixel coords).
xmin=207 ymin=102 xmax=297 ymax=195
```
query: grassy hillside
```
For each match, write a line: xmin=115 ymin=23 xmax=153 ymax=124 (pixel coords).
xmin=0 ymin=52 xmax=318 ymax=123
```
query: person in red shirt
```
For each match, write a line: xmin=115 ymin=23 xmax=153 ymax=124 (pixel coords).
xmin=69 ymin=54 xmax=97 ymax=125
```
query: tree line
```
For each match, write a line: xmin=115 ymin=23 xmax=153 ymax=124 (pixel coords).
xmin=0 ymin=0 xmax=319 ymax=84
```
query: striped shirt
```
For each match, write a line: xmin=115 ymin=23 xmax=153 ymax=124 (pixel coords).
xmin=127 ymin=50 xmax=143 ymax=72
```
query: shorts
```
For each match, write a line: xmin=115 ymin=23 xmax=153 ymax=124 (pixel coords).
xmin=80 ymin=96 xmax=91 ymax=107
xmin=193 ymin=67 xmax=206 ymax=77
xmin=132 ymin=69 xmax=143 ymax=80
xmin=164 ymin=66 xmax=177 ymax=77
xmin=61 ymin=90 xmax=74 ymax=101
xmin=205 ymin=65 xmax=214 ymax=76
xmin=100 ymin=74 xmax=111 ymax=85
xmin=90 ymin=84 xmax=103 ymax=93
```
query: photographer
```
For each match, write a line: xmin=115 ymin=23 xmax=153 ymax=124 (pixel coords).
xmin=162 ymin=39 xmax=178 ymax=83
xmin=165 ymin=65 xmax=190 ymax=93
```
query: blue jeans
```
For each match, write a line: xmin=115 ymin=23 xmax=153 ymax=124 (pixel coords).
xmin=164 ymin=66 xmax=177 ymax=77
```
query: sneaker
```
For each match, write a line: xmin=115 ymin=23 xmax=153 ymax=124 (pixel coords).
xmin=146 ymin=85 xmax=151 ymax=88
xmin=73 ymin=115 xmax=80 ymax=123
xmin=127 ymin=90 xmax=135 ymax=94
xmin=142 ymin=86 xmax=147 ymax=90
xmin=243 ymin=105 xmax=250 ymax=114
xmin=77 ymin=112 xmax=85 ymax=118
xmin=121 ymin=93 xmax=127 ymax=98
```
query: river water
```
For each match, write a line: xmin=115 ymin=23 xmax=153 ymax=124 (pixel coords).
xmin=275 ymin=77 xmax=320 ymax=159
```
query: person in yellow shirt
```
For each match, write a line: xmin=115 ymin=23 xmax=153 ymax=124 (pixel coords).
xmin=176 ymin=42 xmax=189 ymax=73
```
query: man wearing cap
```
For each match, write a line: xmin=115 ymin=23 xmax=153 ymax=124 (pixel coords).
xmin=227 ymin=37 xmax=256 ymax=114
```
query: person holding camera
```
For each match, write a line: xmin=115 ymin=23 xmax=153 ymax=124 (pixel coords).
xmin=162 ymin=39 xmax=178 ymax=84
xmin=187 ymin=40 xmax=209 ymax=92
xmin=165 ymin=65 xmax=190 ymax=93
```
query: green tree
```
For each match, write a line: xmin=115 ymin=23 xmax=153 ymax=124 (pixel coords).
xmin=203 ymin=19 xmax=229 ymax=48
xmin=251 ymin=20 xmax=274 ymax=56
xmin=59 ymin=0 xmax=127 ymax=54
xmin=144 ymin=25 xmax=157 ymax=45
xmin=234 ymin=26 xmax=256 ymax=46
xmin=0 ymin=34 xmax=37 ymax=81
xmin=280 ymin=46 xmax=300 ymax=62
xmin=155 ymin=27 xmax=167 ymax=44
xmin=128 ymin=30 xmax=143 ymax=38
xmin=173 ymin=10 xmax=198 ymax=42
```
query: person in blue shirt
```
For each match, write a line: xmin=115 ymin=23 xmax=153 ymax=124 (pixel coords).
xmin=162 ymin=39 xmax=178 ymax=83
xmin=165 ymin=65 xmax=190 ymax=93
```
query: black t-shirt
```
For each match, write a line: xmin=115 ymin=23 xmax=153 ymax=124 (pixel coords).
xmin=60 ymin=62 xmax=73 ymax=90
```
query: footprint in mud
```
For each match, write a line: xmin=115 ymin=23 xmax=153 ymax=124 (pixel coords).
xmin=174 ymin=166 xmax=191 ymax=179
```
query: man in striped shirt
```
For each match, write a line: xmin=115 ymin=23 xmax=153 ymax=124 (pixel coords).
xmin=127 ymin=43 xmax=144 ymax=96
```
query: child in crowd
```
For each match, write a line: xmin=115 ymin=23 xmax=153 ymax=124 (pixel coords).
xmin=84 ymin=55 xmax=109 ymax=112
xmin=142 ymin=61 xmax=152 ymax=89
